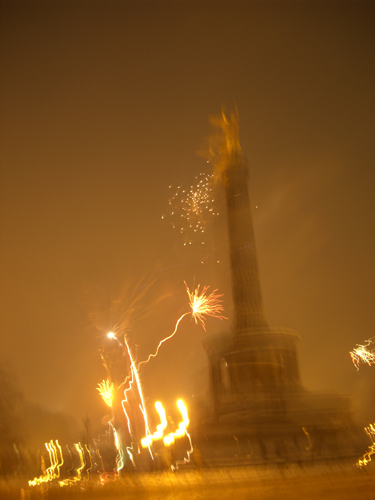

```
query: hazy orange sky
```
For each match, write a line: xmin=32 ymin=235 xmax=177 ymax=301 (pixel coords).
xmin=1 ymin=0 xmax=374 ymax=426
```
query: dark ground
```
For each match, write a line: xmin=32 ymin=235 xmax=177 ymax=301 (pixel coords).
xmin=2 ymin=458 xmax=375 ymax=500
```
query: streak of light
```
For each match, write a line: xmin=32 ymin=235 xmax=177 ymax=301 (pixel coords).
xmin=98 ymin=281 xmax=225 ymax=469
xmin=29 ymin=438 xmax=117 ymax=488
xmin=54 ymin=441 xmax=64 ymax=478
xmin=74 ymin=443 xmax=85 ymax=479
xmin=138 ymin=312 xmax=189 ymax=368
xmin=124 ymin=338 xmax=152 ymax=453
xmin=28 ymin=440 xmax=64 ymax=486
xmin=126 ymin=443 xmax=137 ymax=465
xmin=141 ymin=401 xmax=168 ymax=448
xmin=139 ymin=281 xmax=226 ymax=368
xmin=99 ymin=470 xmax=119 ymax=485
xmin=233 ymin=435 xmax=241 ymax=458
xmin=84 ymin=444 xmax=93 ymax=478
xmin=95 ymin=448 xmax=104 ymax=473
xmin=173 ymin=431 xmax=194 ymax=471
xmin=302 ymin=427 xmax=312 ymax=451
xmin=93 ymin=432 xmax=119 ymax=484
xmin=140 ymin=400 xmax=192 ymax=469
xmin=58 ymin=443 xmax=86 ymax=486
xmin=45 ymin=441 xmax=56 ymax=479
xmin=167 ymin=400 xmax=193 ymax=471
xmin=109 ymin=422 xmax=125 ymax=471
xmin=120 ymin=367 xmax=135 ymax=435
xmin=357 ymin=423 xmax=375 ymax=467
xmin=163 ymin=399 xmax=190 ymax=446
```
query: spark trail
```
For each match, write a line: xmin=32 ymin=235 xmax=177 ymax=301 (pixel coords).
xmin=138 ymin=281 xmax=226 ymax=368
xmin=124 ymin=338 xmax=151 ymax=439
xmin=117 ymin=337 xmax=153 ymax=462
xmin=117 ymin=281 xmax=225 ymax=464
xmin=95 ymin=281 xmax=226 ymax=470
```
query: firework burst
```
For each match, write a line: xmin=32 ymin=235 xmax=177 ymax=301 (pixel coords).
xmin=185 ymin=281 xmax=227 ymax=331
xmin=97 ymin=379 xmax=115 ymax=407
xmin=162 ymin=172 xmax=219 ymax=246
xmin=350 ymin=338 xmax=375 ymax=370
xmin=138 ymin=281 xmax=226 ymax=367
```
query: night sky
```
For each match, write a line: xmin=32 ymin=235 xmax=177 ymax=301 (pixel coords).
xmin=1 ymin=1 xmax=374 ymax=428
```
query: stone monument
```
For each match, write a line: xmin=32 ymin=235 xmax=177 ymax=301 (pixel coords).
xmin=196 ymin=109 xmax=360 ymax=462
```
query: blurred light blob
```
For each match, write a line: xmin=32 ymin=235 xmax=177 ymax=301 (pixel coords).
xmin=206 ymin=106 xmax=242 ymax=185
xmin=163 ymin=399 xmax=189 ymax=446
xmin=141 ymin=401 xmax=167 ymax=448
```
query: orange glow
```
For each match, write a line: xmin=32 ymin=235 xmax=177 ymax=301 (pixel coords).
xmin=206 ymin=106 xmax=243 ymax=184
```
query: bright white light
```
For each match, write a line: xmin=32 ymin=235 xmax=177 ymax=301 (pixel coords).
xmin=107 ymin=332 xmax=115 ymax=339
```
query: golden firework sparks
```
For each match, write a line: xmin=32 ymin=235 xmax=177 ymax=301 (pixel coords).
xmin=97 ymin=282 xmax=225 ymax=468
xmin=350 ymin=338 xmax=375 ymax=370
xmin=162 ymin=172 xmax=219 ymax=246
xmin=138 ymin=282 xmax=226 ymax=367
xmin=96 ymin=379 xmax=115 ymax=407
xmin=185 ymin=281 xmax=227 ymax=331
